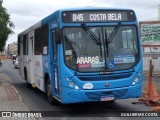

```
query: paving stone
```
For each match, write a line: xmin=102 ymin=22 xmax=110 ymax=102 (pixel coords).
xmin=0 ymin=69 xmax=37 ymax=120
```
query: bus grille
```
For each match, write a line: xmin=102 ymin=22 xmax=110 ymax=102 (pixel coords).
xmin=85 ymin=89 xmax=128 ymax=100
xmin=78 ymin=73 xmax=132 ymax=81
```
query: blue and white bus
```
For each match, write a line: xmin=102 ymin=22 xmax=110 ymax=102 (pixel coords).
xmin=18 ymin=7 xmax=142 ymax=104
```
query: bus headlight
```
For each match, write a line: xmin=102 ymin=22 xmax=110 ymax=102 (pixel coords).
xmin=74 ymin=86 xmax=79 ymax=90
xmin=69 ymin=81 xmax=74 ymax=87
xmin=132 ymin=82 xmax=136 ymax=85
xmin=132 ymin=76 xmax=139 ymax=86
xmin=69 ymin=81 xmax=80 ymax=90
xmin=134 ymin=77 xmax=139 ymax=82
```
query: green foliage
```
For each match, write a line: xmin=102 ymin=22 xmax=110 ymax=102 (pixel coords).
xmin=0 ymin=3 xmax=14 ymax=51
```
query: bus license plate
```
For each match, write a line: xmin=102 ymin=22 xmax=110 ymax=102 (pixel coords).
xmin=101 ymin=96 xmax=114 ymax=101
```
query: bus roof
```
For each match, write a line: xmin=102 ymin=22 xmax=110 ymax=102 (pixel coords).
xmin=18 ymin=7 xmax=135 ymax=37
xmin=58 ymin=7 xmax=134 ymax=11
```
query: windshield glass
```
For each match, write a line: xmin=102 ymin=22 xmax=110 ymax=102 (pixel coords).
xmin=63 ymin=26 xmax=139 ymax=72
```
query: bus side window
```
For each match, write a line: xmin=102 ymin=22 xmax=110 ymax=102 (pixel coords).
xmin=23 ymin=34 xmax=28 ymax=55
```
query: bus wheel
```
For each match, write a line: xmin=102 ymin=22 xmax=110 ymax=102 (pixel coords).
xmin=46 ymin=78 xmax=58 ymax=105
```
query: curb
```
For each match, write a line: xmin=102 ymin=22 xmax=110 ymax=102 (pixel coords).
xmin=1 ymin=70 xmax=24 ymax=102
xmin=11 ymin=85 xmax=23 ymax=102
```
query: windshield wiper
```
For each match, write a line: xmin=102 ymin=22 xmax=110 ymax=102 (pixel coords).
xmin=105 ymin=23 xmax=121 ymax=58
xmin=106 ymin=22 xmax=122 ymax=45
xmin=81 ymin=23 xmax=101 ymax=45
xmin=81 ymin=23 xmax=103 ymax=57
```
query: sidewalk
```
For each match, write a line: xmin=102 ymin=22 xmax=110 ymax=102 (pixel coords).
xmin=0 ymin=69 xmax=37 ymax=119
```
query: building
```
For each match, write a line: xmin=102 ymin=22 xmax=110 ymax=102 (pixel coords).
xmin=139 ymin=21 xmax=160 ymax=73
xmin=7 ymin=42 xmax=18 ymax=55
xmin=138 ymin=5 xmax=160 ymax=73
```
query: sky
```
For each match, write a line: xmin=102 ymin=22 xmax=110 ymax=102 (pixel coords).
xmin=2 ymin=0 xmax=160 ymax=45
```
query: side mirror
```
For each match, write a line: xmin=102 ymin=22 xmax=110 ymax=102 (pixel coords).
xmin=55 ymin=29 xmax=61 ymax=44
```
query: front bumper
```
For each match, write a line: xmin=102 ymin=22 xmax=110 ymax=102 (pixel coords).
xmin=61 ymin=82 xmax=142 ymax=104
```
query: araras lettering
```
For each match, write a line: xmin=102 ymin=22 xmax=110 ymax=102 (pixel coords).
xmin=77 ymin=56 xmax=99 ymax=64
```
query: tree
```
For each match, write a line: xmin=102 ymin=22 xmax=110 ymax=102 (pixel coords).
xmin=0 ymin=1 xmax=14 ymax=51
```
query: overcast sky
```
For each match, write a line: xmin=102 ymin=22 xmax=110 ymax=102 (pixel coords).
xmin=2 ymin=0 xmax=160 ymax=45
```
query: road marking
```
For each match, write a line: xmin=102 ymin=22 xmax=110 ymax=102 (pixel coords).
xmin=11 ymin=85 xmax=23 ymax=102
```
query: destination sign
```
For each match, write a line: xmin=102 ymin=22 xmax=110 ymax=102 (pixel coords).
xmin=62 ymin=10 xmax=136 ymax=23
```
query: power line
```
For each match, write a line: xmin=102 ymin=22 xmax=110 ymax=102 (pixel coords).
xmin=135 ymin=4 xmax=158 ymax=12
xmin=86 ymin=0 xmax=107 ymax=6
xmin=139 ymin=17 xmax=158 ymax=22
xmin=137 ymin=12 xmax=158 ymax=19
xmin=90 ymin=1 xmax=159 ymax=21
xmin=137 ymin=7 xmax=158 ymax=16
xmin=136 ymin=6 xmax=158 ymax=17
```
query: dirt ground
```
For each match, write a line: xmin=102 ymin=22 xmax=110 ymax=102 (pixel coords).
xmin=143 ymin=75 xmax=160 ymax=94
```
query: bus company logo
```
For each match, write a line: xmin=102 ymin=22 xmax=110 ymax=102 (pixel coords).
xmin=2 ymin=112 xmax=11 ymax=117
xmin=83 ymin=83 xmax=93 ymax=89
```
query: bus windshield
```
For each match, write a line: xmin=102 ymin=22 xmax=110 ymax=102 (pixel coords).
xmin=63 ymin=25 xmax=139 ymax=72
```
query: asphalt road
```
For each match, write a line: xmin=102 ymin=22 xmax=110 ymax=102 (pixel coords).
xmin=1 ymin=60 xmax=159 ymax=120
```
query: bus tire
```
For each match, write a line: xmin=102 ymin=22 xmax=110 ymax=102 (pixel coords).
xmin=46 ymin=77 xmax=58 ymax=105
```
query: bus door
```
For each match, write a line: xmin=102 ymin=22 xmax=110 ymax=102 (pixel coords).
xmin=52 ymin=30 xmax=60 ymax=96
xmin=19 ymin=36 xmax=24 ymax=78
xmin=28 ymin=31 xmax=35 ymax=84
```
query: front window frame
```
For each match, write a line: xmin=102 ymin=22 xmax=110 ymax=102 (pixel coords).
xmin=62 ymin=25 xmax=140 ymax=73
